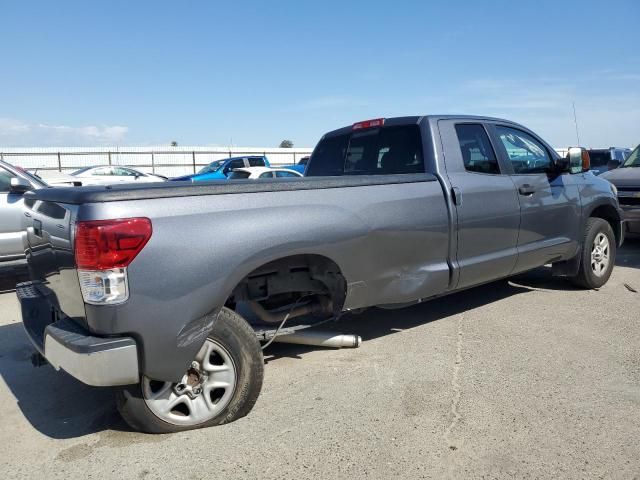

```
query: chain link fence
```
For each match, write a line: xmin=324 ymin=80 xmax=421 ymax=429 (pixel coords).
xmin=0 ymin=147 xmax=313 ymax=179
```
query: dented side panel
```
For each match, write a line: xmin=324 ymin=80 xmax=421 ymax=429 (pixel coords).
xmin=79 ymin=178 xmax=451 ymax=381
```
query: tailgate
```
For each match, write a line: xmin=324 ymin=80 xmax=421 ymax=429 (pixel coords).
xmin=23 ymin=198 xmax=86 ymax=324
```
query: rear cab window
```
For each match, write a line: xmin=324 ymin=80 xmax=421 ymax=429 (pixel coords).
xmin=306 ymin=124 xmax=424 ymax=176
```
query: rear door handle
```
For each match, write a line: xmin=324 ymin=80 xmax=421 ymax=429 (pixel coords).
xmin=451 ymin=187 xmax=462 ymax=206
xmin=518 ymin=184 xmax=535 ymax=196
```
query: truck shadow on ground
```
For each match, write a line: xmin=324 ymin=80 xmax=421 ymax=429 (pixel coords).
xmin=0 ymin=321 xmax=128 ymax=439
xmin=0 ymin=240 xmax=638 ymax=440
xmin=265 ymin=238 xmax=640 ymax=363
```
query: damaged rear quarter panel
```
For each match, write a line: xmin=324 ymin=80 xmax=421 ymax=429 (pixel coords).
xmin=81 ymin=177 xmax=451 ymax=381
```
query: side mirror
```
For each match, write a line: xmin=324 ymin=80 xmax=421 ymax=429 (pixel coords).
xmin=566 ymin=147 xmax=590 ymax=174
xmin=10 ymin=177 xmax=33 ymax=194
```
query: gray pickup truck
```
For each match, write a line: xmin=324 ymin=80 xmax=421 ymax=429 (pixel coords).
xmin=18 ymin=115 xmax=623 ymax=433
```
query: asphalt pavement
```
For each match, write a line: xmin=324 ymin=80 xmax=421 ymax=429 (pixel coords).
xmin=1 ymin=241 xmax=639 ymax=479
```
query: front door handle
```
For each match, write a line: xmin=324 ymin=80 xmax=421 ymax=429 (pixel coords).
xmin=518 ymin=184 xmax=535 ymax=196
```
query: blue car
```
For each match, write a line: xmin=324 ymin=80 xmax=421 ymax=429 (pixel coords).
xmin=171 ymin=156 xmax=270 ymax=182
xmin=282 ymin=156 xmax=310 ymax=175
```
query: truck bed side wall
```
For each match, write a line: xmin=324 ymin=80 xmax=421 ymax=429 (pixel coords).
xmin=80 ymin=178 xmax=451 ymax=381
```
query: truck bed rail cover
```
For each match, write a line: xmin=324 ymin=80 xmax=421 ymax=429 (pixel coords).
xmin=28 ymin=173 xmax=436 ymax=204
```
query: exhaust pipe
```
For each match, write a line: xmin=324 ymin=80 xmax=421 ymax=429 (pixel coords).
xmin=270 ymin=330 xmax=361 ymax=349
xmin=248 ymin=297 xmax=333 ymax=324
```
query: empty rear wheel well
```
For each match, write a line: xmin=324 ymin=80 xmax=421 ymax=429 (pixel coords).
xmin=229 ymin=254 xmax=346 ymax=315
xmin=589 ymin=205 xmax=621 ymax=245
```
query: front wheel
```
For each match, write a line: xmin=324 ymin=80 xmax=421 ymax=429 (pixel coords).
xmin=116 ymin=308 xmax=264 ymax=433
xmin=570 ymin=218 xmax=616 ymax=289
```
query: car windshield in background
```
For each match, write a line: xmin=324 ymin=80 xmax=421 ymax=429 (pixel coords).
xmin=228 ymin=171 xmax=251 ymax=179
xmin=197 ymin=160 xmax=225 ymax=174
xmin=306 ymin=125 xmax=424 ymax=176
xmin=70 ymin=167 xmax=93 ymax=176
xmin=18 ymin=168 xmax=48 ymax=187
xmin=622 ymin=146 xmax=639 ymax=168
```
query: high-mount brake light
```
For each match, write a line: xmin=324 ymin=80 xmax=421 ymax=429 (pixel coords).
xmin=352 ymin=118 xmax=385 ymax=130
xmin=75 ymin=218 xmax=152 ymax=305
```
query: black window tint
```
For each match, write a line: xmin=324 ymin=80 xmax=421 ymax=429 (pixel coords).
xmin=248 ymin=157 xmax=265 ymax=167
xmin=0 ymin=168 xmax=16 ymax=192
xmin=24 ymin=198 xmax=36 ymax=209
xmin=306 ymin=125 xmax=423 ymax=177
xmin=455 ymin=124 xmax=500 ymax=174
xmin=587 ymin=151 xmax=610 ymax=168
xmin=224 ymin=159 xmax=246 ymax=174
xmin=37 ymin=201 xmax=66 ymax=220
xmin=306 ymin=134 xmax=350 ymax=176
xmin=496 ymin=126 xmax=552 ymax=174
xmin=228 ymin=171 xmax=250 ymax=179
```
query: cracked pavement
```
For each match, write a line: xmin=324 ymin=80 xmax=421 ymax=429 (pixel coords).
xmin=1 ymin=239 xmax=639 ymax=479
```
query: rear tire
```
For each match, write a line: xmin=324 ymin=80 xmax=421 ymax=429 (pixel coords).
xmin=116 ymin=308 xmax=263 ymax=433
xmin=570 ymin=218 xmax=616 ymax=289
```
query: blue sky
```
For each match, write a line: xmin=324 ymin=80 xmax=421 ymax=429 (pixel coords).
xmin=1 ymin=0 xmax=638 ymax=148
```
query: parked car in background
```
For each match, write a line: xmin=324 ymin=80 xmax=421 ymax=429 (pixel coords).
xmin=227 ymin=167 xmax=303 ymax=179
xmin=47 ymin=166 xmax=167 ymax=186
xmin=556 ymin=147 xmax=631 ymax=175
xmin=18 ymin=115 xmax=623 ymax=433
xmin=586 ymin=148 xmax=632 ymax=175
xmin=283 ymin=156 xmax=310 ymax=174
xmin=0 ymin=160 xmax=47 ymax=268
xmin=171 ymin=156 xmax=271 ymax=182
xmin=601 ymin=144 xmax=640 ymax=236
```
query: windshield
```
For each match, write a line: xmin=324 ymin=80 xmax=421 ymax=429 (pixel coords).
xmin=197 ymin=160 xmax=225 ymax=174
xmin=622 ymin=145 xmax=640 ymax=168
xmin=70 ymin=167 xmax=93 ymax=176
xmin=17 ymin=167 xmax=47 ymax=187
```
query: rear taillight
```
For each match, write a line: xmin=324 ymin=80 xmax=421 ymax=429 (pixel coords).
xmin=75 ymin=218 xmax=152 ymax=270
xmin=75 ymin=218 xmax=152 ymax=305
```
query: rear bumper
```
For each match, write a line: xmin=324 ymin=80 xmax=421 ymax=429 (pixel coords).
xmin=17 ymin=281 xmax=139 ymax=386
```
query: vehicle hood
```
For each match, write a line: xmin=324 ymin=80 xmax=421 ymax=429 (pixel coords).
xmin=170 ymin=171 xmax=226 ymax=182
xmin=600 ymin=168 xmax=640 ymax=188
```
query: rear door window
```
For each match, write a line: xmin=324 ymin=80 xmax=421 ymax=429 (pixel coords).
xmin=455 ymin=124 xmax=500 ymax=174
xmin=306 ymin=125 xmax=424 ymax=176
xmin=228 ymin=171 xmax=251 ymax=179
xmin=275 ymin=171 xmax=298 ymax=177
xmin=248 ymin=157 xmax=266 ymax=167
